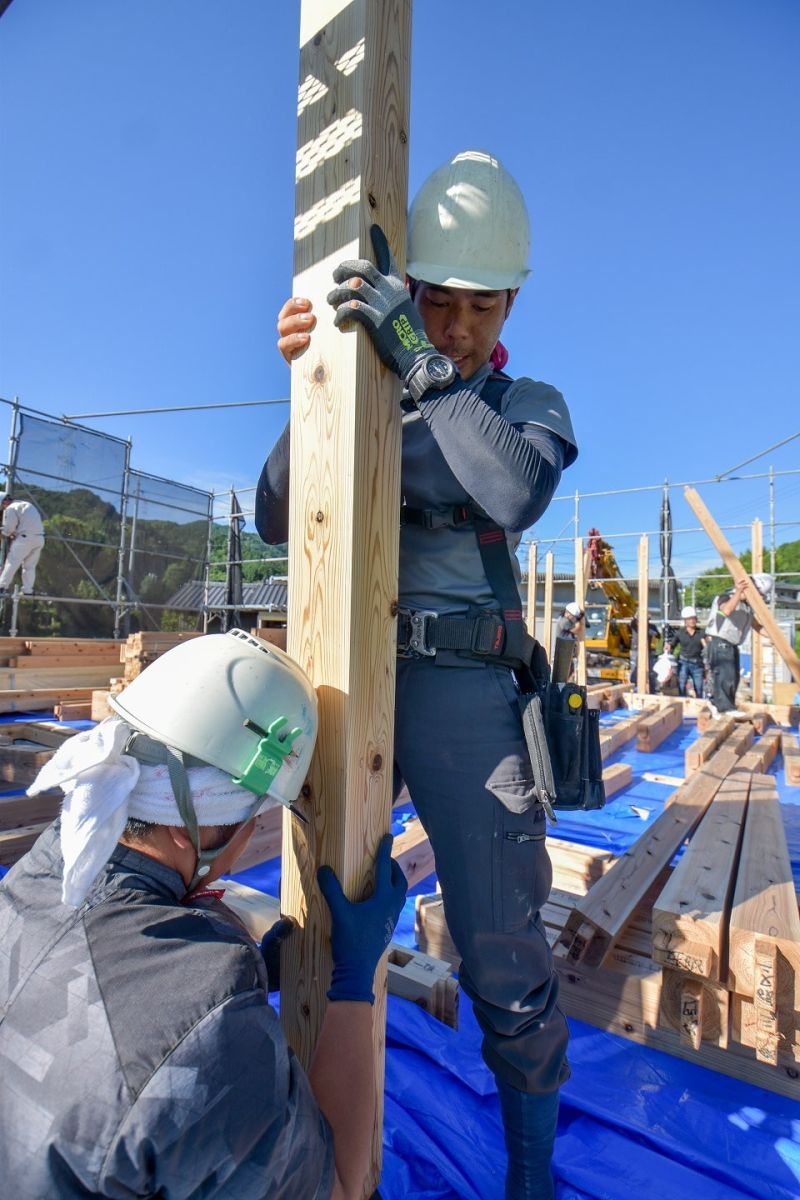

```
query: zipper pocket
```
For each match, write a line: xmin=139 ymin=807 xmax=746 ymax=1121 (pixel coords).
xmin=505 ymin=831 xmax=546 ymax=844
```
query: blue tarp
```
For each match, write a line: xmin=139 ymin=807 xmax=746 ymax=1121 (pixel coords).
xmin=2 ymin=711 xmax=799 ymax=1196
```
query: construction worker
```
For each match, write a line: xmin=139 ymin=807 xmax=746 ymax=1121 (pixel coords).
xmin=0 ymin=630 xmax=407 ymax=1200
xmin=257 ymin=150 xmax=578 ymax=1200
xmin=705 ymin=574 xmax=771 ymax=715
xmin=668 ymin=605 xmax=707 ymax=697
xmin=0 ymin=493 xmax=45 ymax=597
xmin=555 ymin=600 xmax=585 ymax=642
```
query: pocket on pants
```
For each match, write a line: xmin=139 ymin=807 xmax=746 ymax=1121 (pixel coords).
xmin=490 ymin=799 xmax=550 ymax=933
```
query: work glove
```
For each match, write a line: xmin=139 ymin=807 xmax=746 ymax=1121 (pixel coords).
xmin=317 ymin=833 xmax=408 ymax=1004
xmin=260 ymin=916 xmax=295 ymax=993
xmin=327 ymin=224 xmax=436 ymax=385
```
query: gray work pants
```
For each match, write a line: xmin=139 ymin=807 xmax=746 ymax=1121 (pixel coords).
xmin=707 ymin=637 xmax=740 ymax=711
xmin=394 ymin=656 xmax=570 ymax=1095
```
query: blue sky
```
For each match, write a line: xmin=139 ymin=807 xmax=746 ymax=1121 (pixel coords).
xmin=1 ymin=0 xmax=798 ymax=587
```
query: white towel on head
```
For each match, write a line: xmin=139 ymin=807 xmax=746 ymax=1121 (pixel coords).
xmin=28 ymin=718 xmax=141 ymax=908
xmin=27 ymin=717 xmax=278 ymax=908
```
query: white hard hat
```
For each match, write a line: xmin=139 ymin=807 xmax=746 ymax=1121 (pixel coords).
xmin=406 ymin=150 xmax=531 ymax=290
xmin=681 ymin=606 xmax=697 ymax=619
xmin=110 ymin=630 xmax=317 ymax=812
xmin=752 ymin=573 xmax=773 ymax=600
xmin=565 ymin=601 xmax=583 ymax=618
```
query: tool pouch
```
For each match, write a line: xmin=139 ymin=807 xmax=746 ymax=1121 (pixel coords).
xmin=518 ymin=682 xmax=605 ymax=817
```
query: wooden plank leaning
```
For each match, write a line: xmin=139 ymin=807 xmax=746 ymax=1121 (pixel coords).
xmin=727 ymin=773 xmax=800 ymax=1066
xmin=684 ymin=486 xmax=800 ymax=686
xmin=553 ymin=744 xmax=745 ymax=967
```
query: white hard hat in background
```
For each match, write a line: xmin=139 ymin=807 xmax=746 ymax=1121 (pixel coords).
xmin=681 ymin=606 xmax=697 ymax=619
xmin=752 ymin=573 xmax=773 ymax=600
xmin=110 ymin=630 xmax=317 ymax=811
xmin=565 ymin=602 xmax=584 ymax=618
xmin=406 ymin=150 xmax=531 ymax=290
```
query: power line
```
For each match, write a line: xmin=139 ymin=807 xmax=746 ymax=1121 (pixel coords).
xmin=63 ymin=398 xmax=290 ymax=421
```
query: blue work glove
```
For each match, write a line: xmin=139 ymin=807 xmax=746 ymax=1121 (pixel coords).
xmin=317 ymin=833 xmax=408 ymax=1004
xmin=259 ymin=916 xmax=295 ymax=993
xmin=326 ymin=224 xmax=436 ymax=384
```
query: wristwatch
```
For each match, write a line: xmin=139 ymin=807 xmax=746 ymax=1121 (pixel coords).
xmin=406 ymin=352 xmax=457 ymax=404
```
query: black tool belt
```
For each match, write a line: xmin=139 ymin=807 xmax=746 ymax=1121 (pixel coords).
xmin=397 ymin=608 xmax=506 ymax=659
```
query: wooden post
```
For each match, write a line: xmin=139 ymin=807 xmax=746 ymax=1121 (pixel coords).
xmin=574 ymin=536 xmax=587 ymax=685
xmin=283 ymin=3 xmax=412 ymax=1190
xmin=526 ymin=541 xmax=537 ymax=639
xmin=543 ymin=550 xmax=554 ymax=661
xmin=637 ymin=534 xmax=649 ymax=695
xmin=685 ymin=487 xmax=800 ymax=685
xmin=751 ymin=518 xmax=764 ymax=703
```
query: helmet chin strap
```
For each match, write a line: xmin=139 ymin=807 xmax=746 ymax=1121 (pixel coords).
xmin=124 ymin=729 xmax=265 ymax=895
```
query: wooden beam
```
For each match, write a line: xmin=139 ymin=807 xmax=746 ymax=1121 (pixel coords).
xmin=782 ymin=734 xmax=800 ymax=786
xmin=751 ymin=518 xmax=764 ymax=703
xmin=728 ymin=774 xmax=800 ymax=1023
xmin=637 ymin=534 xmax=649 ymax=695
xmin=282 ymin=5 xmax=411 ymax=1189
xmin=636 ymin=701 xmax=682 ymax=752
xmin=574 ymin=536 xmax=587 ymax=686
xmin=651 ymin=768 xmax=750 ymax=982
xmin=543 ymin=551 xmax=554 ymax=662
xmin=684 ymin=715 xmax=736 ymax=773
xmin=553 ymin=745 xmax=745 ymax=966
xmin=684 ymin=487 xmax=800 ymax=685
xmin=598 ymin=707 xmax=657 ymax=760
xmin=526 ymin=542 xmax=537 ymax=639
xmin=602 ymin=762 xmax=632 ymax=799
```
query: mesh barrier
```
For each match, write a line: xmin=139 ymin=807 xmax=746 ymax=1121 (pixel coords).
xmin=126 ymin=470 xmax=211 ymax=609
xmin=2 ymin=409 xmax=212 ymax=637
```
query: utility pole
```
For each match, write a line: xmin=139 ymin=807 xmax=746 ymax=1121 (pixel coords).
xmin=281 ymin=3 xmax=412 ymax=1193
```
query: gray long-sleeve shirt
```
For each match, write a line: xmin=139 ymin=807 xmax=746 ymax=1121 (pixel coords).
xmin=256 ymin=365 xmax=577 ymax=615
xmin=0 ymin=823 xmax=333 ymax=1199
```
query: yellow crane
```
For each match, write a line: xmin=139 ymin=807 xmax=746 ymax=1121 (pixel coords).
xmin=583 ymin=528 xmax=636 ymax=680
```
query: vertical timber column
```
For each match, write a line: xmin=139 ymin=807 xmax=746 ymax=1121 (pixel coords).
xmin=751 ymin=518 xmax=764 ymax=703
xmin=526 ymin=542 xmax=537 ymax=638
xmin=574 ymin=536 xmax=587 ymax=685
xmin=637 ymin=534 xmax=649 ymax=695
xmin=283 ymin=0 xmax=412 ymax=1188
xmin=543 ymin=550 xmax=554 ymax=661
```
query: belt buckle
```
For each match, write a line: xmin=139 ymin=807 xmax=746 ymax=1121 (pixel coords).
xmin=403 ymin=608 xmax=437 ymax=656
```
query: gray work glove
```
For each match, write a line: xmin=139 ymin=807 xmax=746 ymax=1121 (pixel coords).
xmin=327 ymin=224 xmax=436 ymax=383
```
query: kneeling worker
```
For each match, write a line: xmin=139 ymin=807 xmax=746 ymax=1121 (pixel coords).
xmin=0 ymin=629 xmax=407 ymax=1200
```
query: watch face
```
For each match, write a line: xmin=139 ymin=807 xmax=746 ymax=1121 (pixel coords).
xmin=426 ymin=355 xmax=455 ymax=384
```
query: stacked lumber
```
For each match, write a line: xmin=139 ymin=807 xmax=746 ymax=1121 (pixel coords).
xmin=0 ymin=721 xmax=78 ymax=865
xmin=91 ymin=678 xmax=126 ymax=723
xmin=782 ymin=734 xmax=800 ymax=787
xmin=0 ymin=637 xmax=125 ymax=714
xmin=636 ymin=701 xmax=682 ymax=751
xmin=598 ymin=706 xmax=657 ymax=761
xmin=416 ymin=746 xmax=800 ymax=1098
xmin=121 ymin=631 xmax=202 ymax=683
xmin=684 ymin=715 xmax=736 ymax=773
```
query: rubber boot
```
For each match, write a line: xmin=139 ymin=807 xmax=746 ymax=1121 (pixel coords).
xmin=497 ymin=1080 xmax=560 ymax=1200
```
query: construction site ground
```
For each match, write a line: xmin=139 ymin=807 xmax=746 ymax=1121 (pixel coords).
xmin=1 ymin=703 xmax=798 ymax=1200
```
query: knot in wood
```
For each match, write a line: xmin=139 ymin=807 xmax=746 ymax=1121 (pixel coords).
xmin=313 ymin=364 xmax=326 ymax=383
xmin=314 ymin=511 xmax=324 ymax=523
xmin=400 ymin=129 xmax=408 ymax=144
xmin=389 ymin=600 xmax=399 ymax=617
xmin=301 ymin=1002 xmax=311 ymax=1016
xmin=371 ymin=754 xmax=383 ymax=772
xmin=368 ymin=192 xmax=377 ymax=208
xmin=301 ymin=783 xmax=312 ymax=799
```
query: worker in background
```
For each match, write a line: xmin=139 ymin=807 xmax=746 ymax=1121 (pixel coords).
xmin=668 ymin=606 xmax=707 ymax=698
xmin=554 ymin=601 xmax=585 ymax=680
xmin=629 ymin=615 xmax=659 ymax=693
xmin=257 ymin=150 xmax=578 ymax=1200
xmin=0 ymin=630 xmax=407 ymax=1200
xmin=0 ymin=493 xmax=45 ymax=597
xmin=705 ymin=574 xmax=771 ymax=715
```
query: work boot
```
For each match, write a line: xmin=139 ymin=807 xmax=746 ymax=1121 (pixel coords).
xmin=497 ymin=1080 xmax=560 ymax=1200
